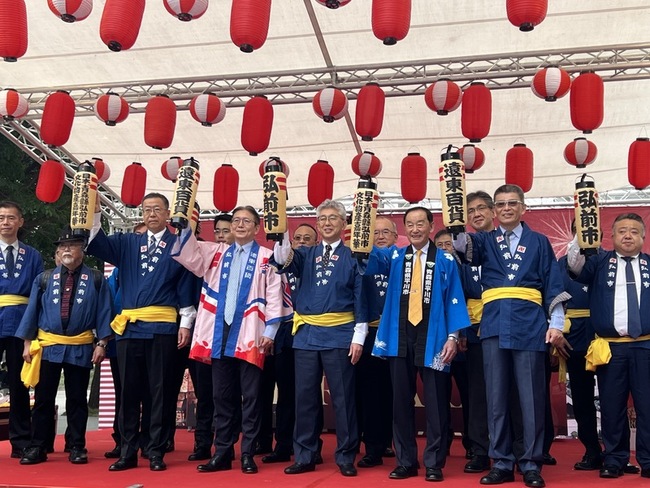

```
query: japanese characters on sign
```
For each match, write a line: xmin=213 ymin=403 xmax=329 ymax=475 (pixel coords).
xmin=262 ymin=170 xmax=287 ymax=238
xmin=171 ymin=159 xmax=201 ymax=230
xmin=70 ymin=165 xmax=98 ymax=233
xmin=439 ymin=153 xmax=467 ymax=232
xmin=574 ymin=183 xmax=601 ymax=249
xmin=351 ymin=179 xmax=379 ymax=257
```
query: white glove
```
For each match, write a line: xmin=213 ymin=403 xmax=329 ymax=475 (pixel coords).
xmin=273 ymin=231 xmax=292 ymax=265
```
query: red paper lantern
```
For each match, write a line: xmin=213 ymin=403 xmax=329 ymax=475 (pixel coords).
xmin=258 ymin=158 xmax=290 ymax=178
xmin=100 ymin=0 xmax=146 ymax=52
xmin=163 ymin=0 xmax=209 ymax=21
xmin=506 ymin=0 xmax=547 ymax=32
xmin=41 ymin=91 xmax=75 ymax=148
xmin=308 ymin=160 xmax=334 ymax=208
xmin=458 ymin=144 xmax=485 ymax=174
xmin=241 ymin=96 xmax=273 ymax=156
xmin=564 ymin=137 xmax=597 ymax=169
xmin=372 ymin=0 xmax=411 ymax=45
xmin=531 ymin=67 xmax=571 ymax=102
xmin=189 ymin=93 xmax=226 ymax=127
xmin=461 ymin=82 xmax=491 ymax=143
xmin=162 ymin=156 xmax=184 ymax=182
xmin=313 ymin=87 xmax=348 ymax=123
xmin=351 ymin=151 xmax=382 ymax=177
xmin=0 ymin=0 xmax=28 ymax=62
xmin=48 ymin=0 xmax=93 ymax=23
xmin=401 ymin=152 xmax=427 ymax=203
xmin=36 ymin=160 xmax=66 ymax=203
xmin=628 ymin=137 xmax=650 ymax=190
xmin=570 ymin=71 xmax=604 ymax=134
xmin=505 ymin=143 xmax=533 ymax=193
xmin=144 ymin=95 xmax=177 ymax=150
xmin=230 ymin=0 xmax=271 ymax=53
xmin=315 ymin=0 xmax=352 ymax=8
xmin=355 ymin=83 xmax=385 ymax=142
xmin=0 ymin=88 xmax=29 ymax=121
xmin=121 ymin=162 xmax=147 ymax=207
xmin=91 ymin=157 xmax=111 ymax=183
xmin=213 ymin=164 xmax=239 ymax=212
xmin=424 ymin=80 xmax=462 ymax=115
xmin=94 ymin=92 xmax=129 ymax=126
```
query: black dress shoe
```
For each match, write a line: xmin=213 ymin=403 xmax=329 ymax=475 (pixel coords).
xmin=542 ymin=454 xmax=556 ymax=466
xmin=389 ymin=465 xmax=418 ymax=479
xmin=465 ymin=455 xmax=491 ymax=473
xmin=69 ymin=447 xmax=88 ymax=465
xmin=10 ymin=447 xmax=24 ymax=459
xmin=198 ymin=454 xmax=232 ymax=472
xmin=523 ymin=470 xmax=545 ymax=488
xmin=149 ymin=456 xmax=166 ymax=471
xmin=284 ymin=462 xmax=316 ymax=474
xmin=338 ymin=463 xmax=357 ymax=477
xmin=108 ymin=456 xmax=137 ymax=471
xmin=358 ymin=454 xmax=383 ymax=468
xmin=19 ymin=447 xmax=47 ymax=465
xmin=599 ymin=464 xmax=623 ymax=478
xmin=624 ymin=462 xmax=640 ymax=474
xmin=188 ymin=448 xmax=212 ymax=461
xmin=104 ymin=445 xmax=121 ymax=459
xmin=574 ymin=453 xmax=602 ymax=470
xmin=383 ymin=447 xmax=396 ymax=458
xmin=480 ymin=468 xmax=515 ymax=484
xmin=466 ymin=447 xmax=475 ymax=460
xmin=262 ymin=451 xmax=291 ymax=463
xmin=241 ymin=454 xmax=258 ymax=474
xmin=426 ymin=467 xmax=444 ymax=482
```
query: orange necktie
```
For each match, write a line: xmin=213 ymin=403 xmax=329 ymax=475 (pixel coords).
xmin=408 ymin=250 xmax=423 ymax=325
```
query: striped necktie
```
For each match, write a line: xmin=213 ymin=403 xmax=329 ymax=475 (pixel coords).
xmin=148 ymin=235 xmax=157 ymax=255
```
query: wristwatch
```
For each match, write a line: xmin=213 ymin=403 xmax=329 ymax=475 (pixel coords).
xmin=96 ymin=342 xmax=108 ymax=349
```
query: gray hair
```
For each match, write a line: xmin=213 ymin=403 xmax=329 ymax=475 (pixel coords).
xmin=316 ymin=199 xmax=347 ymax=221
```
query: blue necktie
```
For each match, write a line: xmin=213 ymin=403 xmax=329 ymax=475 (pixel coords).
xmin=623 ymin=256 xmax=642 ymax=338
xmin=322 ymin=244 xmax=332 ymax=268
xmin=504 ymin=231 xmax=513 ymax=254
xmin=148 ymin=235 xmax=157 ymax=255
xmin=224 ymin=248 xmax=243 ymax=325
xmin=5 ymin=245 xmax=14 ymax=276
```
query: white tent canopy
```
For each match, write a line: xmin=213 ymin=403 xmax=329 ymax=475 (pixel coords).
xmin=2 ymin=0 xmax=650 ymax=227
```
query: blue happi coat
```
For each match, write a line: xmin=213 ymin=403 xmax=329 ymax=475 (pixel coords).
xmin=559 ymin=255 xmax=593 ymax=351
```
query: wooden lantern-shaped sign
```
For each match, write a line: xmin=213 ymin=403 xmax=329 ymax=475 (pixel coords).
xmin=439 ymin=146 xmax=467 ymax=234
xmin=573 ymin=174 xmax=601 ymax=252
xmin=230 ymin=0 xmax=271 ymax=53
xmin=171 ymin=158 xmax=201 ymax=230
xmin=121 ymin=162 xmax=146 ymax=207
xmin=350 ymin=177 xmax=379 ymax=258
xmin=36 ymin=160 xmax=66 ymax=203
xmin=401 ymin=152 xmax=427 ymax=203
xmin=70 ymin=160 xmax=98 ymax=238
xmin=308 ymin=160 xmax=334 ymax=208
xmin=100 ymin=0 xmax=146 ymax=52
xmin=0 ymin=0 xmax=28 ymax=62
xmin=261 ymin=157 xmax=288 ymax=241
xmin=505 ymin=143 xmax=534 ymax=193
xmin=48 ymin=0 xmax=93 ymax=23
xmin=0 ymin=88 xmax=29 ymax=121
xmin=628 ymin=137 xmax=650 ymax=190
xmin=41 ymin=91 xmax=76 ymax=148
xmin=145 ymin=95 xmax=177 ymax=150
xmin=213 ymin=164 xmax=239 ymax=212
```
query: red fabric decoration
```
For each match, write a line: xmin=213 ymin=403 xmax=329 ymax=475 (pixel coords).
xmin=0 ymin=0 xmax=28 ymax=62
xmin=100 ymin=0 xmax=146 ymax=52
xmin=628 ymin=137 xmax=650 ymax=190
xmin=570 ymin=71 xmax=604 ymax=134
xmin=505 ymin=143 xmax=533 ymax=193
xmin=213 ymin=164 xmax=239 ymax=212
xmin=241 ymin=96 xmax=273 ymax=156
xmin=189 ymin=93 xmax=226 ymax=127
xmin=458 ymin=144 xmax=485 ymax=173
xmin=355 ymin=83 xmax=385 ymax=142
xmin=315 ymin=0 xmax=351 ymax=8
xmin=36 ymin=160 xmax=66 ymax=203
xmin=163 ymin=0 xmax=209 ymax=21
xmin=144 ymin=95 xmax=177 ymax=150
xmin=94 ymin=92 xmax=129 ymax=126
xmin=313 ymin=87 xmax=348 ymax=123
xmin=121 ymin=162 xmax=146 ymax=207
xmin=258 ymin=158 xmax=290 ymax=178
xmin=351 ymin=151 xmax=382 ymax=177
xmin=461 ymin=82 xmax=491 ymax=143
xmin=41 ymin=91 xmax=75 ymax=148
xmin=401 ymin=153 xmax=427 ymax=203
xmin=424 ymin=80 xmax=462 ymax=115
xmin=48 ymin=0 xmax=93 ymax=23
xmin=506 ymin=0 xmax=547 ymax=32
xmin=0 ymin=88 xmax=29 ymax=121
xmin=531 ymin=66 xmax=571 ymax=102
xmin=91 ymin=157 xmax=111 ymax=183
xmin=372 ymin=0 xmax=411 ymax=45
xmin=564 ymin=137 xmax=597 ymax=169
xmin=308 ymin=160 xmax=334 ymax=208
xmin=230 ymin=0 xmax=271 ymax=53
xmin=162 ymin=156 xmax=184 ymax=182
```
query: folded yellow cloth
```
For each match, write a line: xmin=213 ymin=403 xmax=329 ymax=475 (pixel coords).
xmin=292 ymin=311 xmax=355 ymax=335
xmin=110 ymin=305 xmax=178 ymax=335
xmin=0 ymin=294 xmax=28 ymax=307
xmin=482 ymin=287 xmax=542 ymax=306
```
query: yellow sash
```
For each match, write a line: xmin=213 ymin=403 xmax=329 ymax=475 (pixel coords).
xmin=563 ymin=309 xmax=590 ymax=334
xmin=21 ymin=330 xmax=95 ymax=388
xmin=466 ymin=298 xmax=484 ymax=325
xmin=110 ymin=306 xmax=178 ymax=335
xmin=369 ymin=319 xmax=381 ymax=328
xmin=585 ymin=334 xmax=650 ymax=372
xmin=482 ymin=287 xmax=542 ymax=306
xmin=0 ymin=295 xmax=29 ymax=307
xmin=292 ymin=311 xmax=355 ymax=335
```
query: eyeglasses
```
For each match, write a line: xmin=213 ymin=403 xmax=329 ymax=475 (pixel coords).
xmin=374 ymin=229 xmax=396 ymax=237
xmin=232 ymin=217 xmax=255 ymax=226
xmin=467 ymin=204 xmax=491 ymax=215
xmin=317 ymin=215 xmax=342 ymax=224
xmin=142 ymin=206 xmax=166 ymax=215
xmin=494 ymin=200 xmax=523 ymax=209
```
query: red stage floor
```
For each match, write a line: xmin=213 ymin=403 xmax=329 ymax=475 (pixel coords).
xmin=0 ymin=429 xmax=646 ymax=488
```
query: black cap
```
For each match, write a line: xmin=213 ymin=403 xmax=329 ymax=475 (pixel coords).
xmin=53 ymin=226 xmax=86 ymax=246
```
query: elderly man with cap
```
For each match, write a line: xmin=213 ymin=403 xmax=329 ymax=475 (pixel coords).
xmin=16 ymin=227 xmax=112 ymax=465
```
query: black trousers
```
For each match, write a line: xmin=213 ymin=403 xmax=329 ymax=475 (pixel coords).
xmin=188 ymin=359 xmax=215 ymax=451
xmin=466 ymin=341 xmax=490 ymax=456
xmin=566 ymin=350 xmax=601 ymax=456
xmin=163 ymin=344 xmax=190 ymax=445
xmin=116 ymin=335 xmax=176 ymax=459
xmin=449 ymin=358 xmax=470 ymax=452
xmin=0 ymin=336 xmax=31 ymax=450
xmin=31 ymin=359 xmax=90 ymax=449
